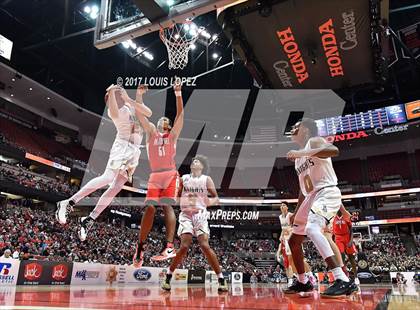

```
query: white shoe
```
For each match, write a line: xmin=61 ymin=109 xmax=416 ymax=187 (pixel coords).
xmin=78 ymin=217 xmax=94 ymax=241
xmin=354 ymin=278 xmax=360 ymax=286
xmin=56 ymin=200 xmax=73 ymax=225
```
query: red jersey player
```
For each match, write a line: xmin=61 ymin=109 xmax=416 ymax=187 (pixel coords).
xmin=133 ymin=80 xmax=184 ymax=267
xmin=332 ymin=209 xmax=358 ymax=279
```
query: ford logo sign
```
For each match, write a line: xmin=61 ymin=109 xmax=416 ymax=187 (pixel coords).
xmin=133 ymin=269 xmax=152 ymax=281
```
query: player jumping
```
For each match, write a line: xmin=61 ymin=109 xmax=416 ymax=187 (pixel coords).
xmin=133 ymin=80 xmax=184 ymax=266
xmin=161 ymin=155 xmax=228 ymax=292
xmin=56 ymin=85 xmax=152 ymax=241
xmin=285 ymin=118 xmax=358 ymax=298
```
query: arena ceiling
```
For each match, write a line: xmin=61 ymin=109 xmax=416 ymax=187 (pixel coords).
xmin=0 ymin=0 xmax=420 ymax=116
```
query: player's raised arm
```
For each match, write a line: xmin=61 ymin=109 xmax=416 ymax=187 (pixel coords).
xmin=340 ymin=205 xmax=351 ymax=221
xmin=170 ymin=80 xmax=184 ymax=140
xmin=206 ymin=176 xmax=219 ymax=207
xmin=309 ymin=137 xmax=339 ymax=158
xmin=119 ymin=86 xmax=154 ymax=132
xmin=134 ymin=84 xmax=153 ymax=118
xmin=106 ymin=85 xmax=120 ymax=119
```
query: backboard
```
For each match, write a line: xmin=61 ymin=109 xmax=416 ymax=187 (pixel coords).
xmin=94 ymin=0 xmax=243 ymax=50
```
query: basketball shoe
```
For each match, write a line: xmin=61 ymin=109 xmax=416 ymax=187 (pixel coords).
xmin=78 ymin=216 xmax=94 ymax=241
xmin=284 ymin=278 xmax=314 ymax=294
xmin=151 ymin=244 xmax=176 ymax=261
xmin=321 ymin=279 xmax=359 ymax=298
xmin=56 ymin=199 xmax=74 ymax=224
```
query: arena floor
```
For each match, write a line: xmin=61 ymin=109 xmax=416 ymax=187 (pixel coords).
xmin=1 ymin=284 xmax=419 ymax=310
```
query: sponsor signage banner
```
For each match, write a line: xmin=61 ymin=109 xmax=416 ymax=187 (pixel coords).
xmin=188 ymin=270 xmax=206 ymax=284
xmin=0 ymin=259 xmax=20 ymax=286
xmin=17 ymin=261 xmax=73 ymax=285
xmin=172 ymin=269 xmax=188 ymax=284
xmin=205 ymin=271 xmax=218 ymax=284
xmin=231 ymin=272 xmax=243 ymax=284
xmin=223 ymin=0 xmax=375 ymax=89
xmin=71 ymin=263 xmax=102 ymax=285
xmin=356 ymin=252 xmax=375 ymax=284
xmin=405 ymin=100 xmax=420 ymax=120
xmin=385 ymin=104 xmax=407 ymax=124
xmin=116 ymin=265 xmax=162 ymax=284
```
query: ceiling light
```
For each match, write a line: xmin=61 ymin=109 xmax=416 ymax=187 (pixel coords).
xmin=29 ymin=87 xmax=33 ymax=91
xmin=91 ymin=5 xmax=99 ymax=14
xmin=212 ymin=53 xmax=219 ymax=59
xmin=47 ymin=97 xmax=51 ymax=100
xmin=83 ymin=6 xmax=91 ymax=14
xmin=144 ymin=52 xmax=154 ymax=61
xmin=122 ymin=41 xmax=130 ymax=49
xmin=190 ymin=43 xmax=196 ymax=50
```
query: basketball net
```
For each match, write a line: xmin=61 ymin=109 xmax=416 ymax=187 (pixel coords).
xmin=160 ymin=22 xmax=202 ymax=70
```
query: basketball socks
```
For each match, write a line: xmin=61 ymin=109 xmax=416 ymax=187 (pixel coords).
xmin=331 ymin=267 xmax=349 ymax=282
xmin=341 ymin=265 xmax=349 ymax=277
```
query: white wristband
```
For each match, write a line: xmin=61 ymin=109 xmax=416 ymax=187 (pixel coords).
xmin=175 ymin=91 xmax=182 ymax=97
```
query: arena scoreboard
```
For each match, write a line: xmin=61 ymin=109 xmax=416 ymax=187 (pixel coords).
xmin=316 ymin=104 xmax=407 ymax=136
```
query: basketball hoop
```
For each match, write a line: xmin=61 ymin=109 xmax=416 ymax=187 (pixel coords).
xmin=160 ymin=21 xmax=202 ymax=70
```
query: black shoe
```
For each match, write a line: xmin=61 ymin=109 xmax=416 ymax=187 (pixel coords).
xmin=78 ymin=216 xmax=94 ymax=241
xmin=284 ymin=279 xmax=314 ymax=294
xmin=321 ymin=279 xmax=359 ymax=298
xmin=218 ymin=277 xmax=228 ymax=292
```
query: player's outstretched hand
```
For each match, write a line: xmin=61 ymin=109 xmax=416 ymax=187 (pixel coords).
xmin=137 ymin=84 xmax=148 ymax=97
xmin=106 ymin=84 xmax=120 ymax=93
xmin=173 ymin=77 xmax=182 ymax=93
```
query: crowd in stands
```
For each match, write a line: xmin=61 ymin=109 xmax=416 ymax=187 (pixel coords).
xmin=302 ymin=234 xmax=420 ymax=274
xmin=0 ymin=162 xmax=77 ymax=196
xmin=0 ymin=205 xmax=260 ymax=275
xmin=1 ymin=203 xmax=419 ymax=283
xmin=363 ymin=235 xmax=420 ymax=273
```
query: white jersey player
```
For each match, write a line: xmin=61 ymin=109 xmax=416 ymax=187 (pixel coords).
xmin=285 ymin=118 xmax=358 ymax=298
xmin=56 ymin=85 xmax=152 ymax=241
xmin=161 ymin=155 xmax=227 ymax=292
